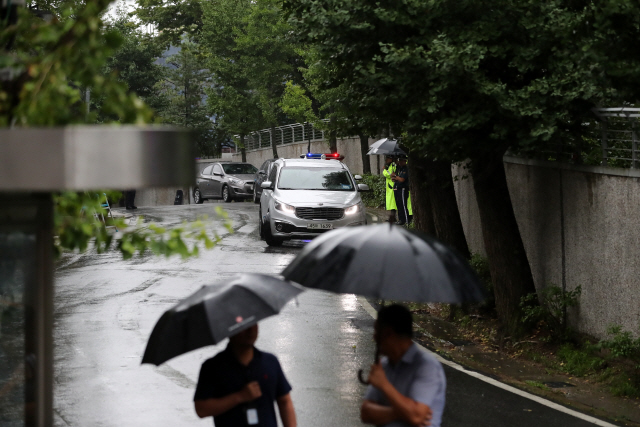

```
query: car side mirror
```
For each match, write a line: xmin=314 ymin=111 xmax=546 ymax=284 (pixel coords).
xmin=354 ymin=175 xmax=363 ymax=180
xmin=357 ymin=183 xmax=370 ymax=192
xmin=261 ymin=181 xmax=273 ymax=189
xmin=213 ymin=172 xmax=223 ymax=177
xmin=258 ymin=171 xmax=266 ymax=175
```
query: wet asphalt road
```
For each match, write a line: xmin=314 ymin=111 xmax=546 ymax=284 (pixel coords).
xmin=53 ymin=203 xmax=605 ymax=427
xmin=53 ymin=203 xmax=375 ymax=427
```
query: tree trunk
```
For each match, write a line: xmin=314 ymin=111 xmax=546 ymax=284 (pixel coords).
xmin=329 ymin=115 xmax=338 ymax=153
xmin=427 ymin=159 xmax=470 ymax=259
xmin=471 ymin=151 xmax=537 ymax=335
xmin=270 ymin=124 xmax=278 ymax=159
xmin=408 ymin=151 xmax=436 ymax=236
xmin=360 ymin=134 xmax=371 ymax=174
xmin=239 ymin=134 xmax=247 ymax=163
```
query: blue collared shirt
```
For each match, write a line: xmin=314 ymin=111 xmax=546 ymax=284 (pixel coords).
xmin=363 ymin=343 xmax=446 ymax=427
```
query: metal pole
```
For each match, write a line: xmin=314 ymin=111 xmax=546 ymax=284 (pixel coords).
xmin=632 ymin=120 xmax=638 ymax=169
xmin=601 ymin=120 xmax=608 ymax=166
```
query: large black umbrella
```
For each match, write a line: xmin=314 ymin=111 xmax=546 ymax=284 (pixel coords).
xmin=282 ymin=224 xmax=484 ymax=303
xmin=282 ymin=224 xmax=484 ymax=383
xmin=142 ymin=273 xmax=304 ymax=366
xmin=366 ymin=138 xmax=407 ymax=156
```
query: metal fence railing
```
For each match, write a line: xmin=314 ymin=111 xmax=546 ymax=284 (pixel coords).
xmin=512 ymin=107 xmax=640 ymax=169
xmin=592 ymin=108 xmax=640 ymax=169
xmin=236 ymin=109 xmax=640 ymax=170
xmin=233 ymin=120 xmax=329 ymax=151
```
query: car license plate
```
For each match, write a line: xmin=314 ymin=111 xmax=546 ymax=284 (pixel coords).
xmin=307 ymin=223 xmax=333 ymax=230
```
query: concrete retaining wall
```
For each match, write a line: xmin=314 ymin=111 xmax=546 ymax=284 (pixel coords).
xmin=135 ymin=186 xmax=191 ymax=207
xmin=453 ymin=158 xmax=640 ymax=338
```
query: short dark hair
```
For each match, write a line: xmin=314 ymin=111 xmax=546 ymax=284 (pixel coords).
xmin=377 ymin=304 xmax=413 ymax=338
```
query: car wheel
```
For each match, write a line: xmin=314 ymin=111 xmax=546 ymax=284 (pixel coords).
xmin=194 ymin=188 xmax=204 ymax=204
xmin=222 ymin=185 xmax=232 ymax=203
xmin=258 ymin=208 xmax=265 ymax=241
xmin=253 ymin=186 xmax=260 ymax=204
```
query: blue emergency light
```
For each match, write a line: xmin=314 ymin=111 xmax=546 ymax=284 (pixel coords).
xmin=303 ymin=152 xmax=345 ymax=160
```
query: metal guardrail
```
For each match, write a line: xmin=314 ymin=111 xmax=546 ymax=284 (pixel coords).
xmin=236 ymin=108 xmax=640 ymax=169
xmin=515 ymin=108 xmax=640 ymax=169
xmin=233 ymin=120 xmax=329 ymax=151
xmin=592 ymin=108 xmax=640 ymax=169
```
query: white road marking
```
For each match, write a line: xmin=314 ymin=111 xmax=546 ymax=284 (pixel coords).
xmin=356 ymin=296 xmax=617 ymax=427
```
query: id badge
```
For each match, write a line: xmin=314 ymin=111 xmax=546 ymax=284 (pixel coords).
xmin=246 ymin=408 xmax=259 ymax=425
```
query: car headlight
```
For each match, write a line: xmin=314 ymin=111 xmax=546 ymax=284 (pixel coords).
xmin=228 ymin=178 xmax=241 ymax=185
xmin=345 ymin=203 xmax=361 ymax=215
xmin=274 ymin=200 xmax=296 ymax=214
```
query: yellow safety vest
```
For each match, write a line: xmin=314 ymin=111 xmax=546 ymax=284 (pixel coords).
xmin=382 ymin=162 xmax=397 ymax=210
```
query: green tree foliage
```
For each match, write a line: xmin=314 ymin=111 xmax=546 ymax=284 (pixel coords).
xmin=1 ymin=0 xmax=224 ymax=258
xmin=201 ymin=0 xmax=302 ymax=159
xmin=1 ymin=0 xmax=151 ymax=126
xmin=133 ymin=0 xmax=203 ymax=49
xmin=97 ymin=6 xmax=166 ymax=121
xmin=153 ymin=38 xmax=220 ymax=156
xmin=280 ymin=81 xmax=315 ymax=125
xmin=285 ymin=0 xmax=640 ymax=333
xmin=237 ymin=0 xmax=300 ymax=130
xmin=200 ymin=0 xmax=263 ymax=160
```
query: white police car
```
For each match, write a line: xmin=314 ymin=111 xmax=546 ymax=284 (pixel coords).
xmin=258 ymin=154 xmax=369 ymax=246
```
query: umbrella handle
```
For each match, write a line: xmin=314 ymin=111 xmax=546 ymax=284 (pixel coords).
xmin=357 ymin=369 xmax=369 ymax=385
xmin=358 ymin=342 xmax=380 ymax=385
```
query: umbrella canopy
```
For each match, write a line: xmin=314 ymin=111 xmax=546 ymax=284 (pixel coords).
xmin=142 ymin=273 xmax=304 ymax=366
xmin=366 ymin=138 xmax=407 ymax=156
xmin=282 ymin=224 xmax=484 ymax=304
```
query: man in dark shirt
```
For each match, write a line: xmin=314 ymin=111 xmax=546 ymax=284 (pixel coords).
xmin=194 ymin=325 xmax=296 ymax=427
xmin=392 ymin=157 xmax=410 ymax=225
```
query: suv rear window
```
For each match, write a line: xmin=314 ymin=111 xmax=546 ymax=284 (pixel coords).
xmin=222 ymin=163 xmax=258 ymax=174
xmin=278 ymin=167 xmax=354 ymax=191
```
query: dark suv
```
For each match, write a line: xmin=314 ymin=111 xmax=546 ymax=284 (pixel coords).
xmin=253 ymin=159 xmax=276 ymax=203
xmin=194 ymin=162 xmax=258 ymax=203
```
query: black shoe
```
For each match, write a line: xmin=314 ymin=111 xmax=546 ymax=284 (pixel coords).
xmin=396 ymin=221 xmax=405 ymax=226
xmin=126 ymin=206 xmax=138 ymax=210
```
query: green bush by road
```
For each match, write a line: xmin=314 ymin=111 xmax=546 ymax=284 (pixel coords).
xmin=360 ymin=174 xmax=386 ymax=209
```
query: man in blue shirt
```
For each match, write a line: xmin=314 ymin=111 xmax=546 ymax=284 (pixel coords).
xmin=361 ymin=305 xmax=446 ymax=427
xmin=194 ymin=325 xmax=297 ymax=427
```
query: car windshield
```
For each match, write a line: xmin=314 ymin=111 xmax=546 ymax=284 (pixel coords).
xmin=278 ymin=168 xmax=354 ymax=191
xmin=222 ymin=163 xmax=258 ymax=175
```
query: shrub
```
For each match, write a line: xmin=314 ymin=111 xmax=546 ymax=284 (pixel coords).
xmin=360 ymin=174 xmax=386 ymax=208
xmin=557 ymin=343 xmax=606 ymax=376
xmin=520 ymin=285 xmax=581 ymax=339
xmin=600 ymin=325 xmax=640 ymax=360
xmin=469 ymin=253 xmax=494 ymax=312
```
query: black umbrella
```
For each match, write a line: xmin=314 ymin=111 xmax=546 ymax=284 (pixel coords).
xmin=366 ymin=138 xmax=407 ymax=156
xmin=282 ymin=224 xmax=484 ymax=303
xmin=142 ymin=273 xmax=304 ymax=366
xmin=282 ymin=224 xmax=484 ymax=383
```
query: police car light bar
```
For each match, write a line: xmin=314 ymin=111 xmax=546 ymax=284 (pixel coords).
xmin=304 ymin=152 xmax=345 ymax=160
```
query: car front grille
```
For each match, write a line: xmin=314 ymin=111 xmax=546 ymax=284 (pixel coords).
xmin=295 ymin=207 xmax=344 ymax=220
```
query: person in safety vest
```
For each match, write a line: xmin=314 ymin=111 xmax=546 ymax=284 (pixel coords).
xmin=382 ymin=155 xmax=397 ymax=223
